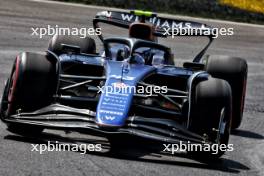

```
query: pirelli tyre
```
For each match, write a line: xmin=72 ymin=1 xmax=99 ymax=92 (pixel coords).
xmin=0 ymin=52 xmax=57 ymax=134
xmin=48 ymin=35 xmax=96 ymax=55
xmin=188 ymin=77 xmax=232 ymax=158
xmin=202 ymin=55 xmax=248 ymax=129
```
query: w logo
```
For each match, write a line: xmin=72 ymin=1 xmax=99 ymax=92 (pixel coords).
xmin=105 ymin=116 xmax=115 ymax=120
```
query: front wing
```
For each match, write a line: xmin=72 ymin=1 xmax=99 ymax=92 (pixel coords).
xmin=2 ymin=103 xmax=208 ymax=145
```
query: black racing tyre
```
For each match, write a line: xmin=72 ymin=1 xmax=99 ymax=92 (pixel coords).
xmin=48 ymin=35 xmax=96 ymax=55
xmin=0 ymin=52 xmax=57 ymax=134
xmin=188 ymin=77 xmax=232 ymax=158
xmin=202 ymin=55 xmax=248 ymax=129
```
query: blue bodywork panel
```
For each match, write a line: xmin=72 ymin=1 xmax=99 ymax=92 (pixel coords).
xmin=157 ymin=66 xmax=193 ymax=77
xmin=59 ymin=54 xmax=193 ymax=127
xmin=59 ymin=54 xmax=104 ymax=66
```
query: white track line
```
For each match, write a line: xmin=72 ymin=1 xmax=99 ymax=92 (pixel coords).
xmin=29 ymin=0 xmax=264 ymax=28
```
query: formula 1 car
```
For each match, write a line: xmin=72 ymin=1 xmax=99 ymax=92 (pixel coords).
xmin=0 ymin=10 xmax=247 ymax=157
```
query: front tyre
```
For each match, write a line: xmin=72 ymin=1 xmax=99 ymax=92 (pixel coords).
xmin=188 ymin=77 xmax=232 ymax=158
xmin=0 ymin=52 xmax=57 ymax=135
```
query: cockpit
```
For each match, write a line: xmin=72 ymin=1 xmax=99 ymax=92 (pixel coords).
xmin=103 ymin=37 xmax=172 ymax=66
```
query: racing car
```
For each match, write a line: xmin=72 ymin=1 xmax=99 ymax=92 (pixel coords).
xmin=0 ymin=10 xmax=247 ymax=158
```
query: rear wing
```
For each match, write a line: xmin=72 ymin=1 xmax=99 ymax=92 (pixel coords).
xmin=93 ymin=10 xmax=215 ymax=62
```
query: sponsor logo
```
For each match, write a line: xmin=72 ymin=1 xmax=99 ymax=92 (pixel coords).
xmin=104 ymin=116 xmax=115 ymax=120
xmin=97 ymin=11 xmax=234 ymax=38
xmin=112 ymin=82 xmax=128 ymax=89
xmin=97 ymin=11 xmax=195 ymax=28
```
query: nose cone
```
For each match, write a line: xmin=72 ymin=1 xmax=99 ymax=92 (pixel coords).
xmin=96 ymin=79 xmax=132 ymax=127
xmin=95 ymin=60 xmax=155 ymax=127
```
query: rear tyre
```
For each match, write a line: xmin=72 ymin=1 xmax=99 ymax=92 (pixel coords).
xmin=48 ymin=35 xmax=96 ymax=55
xmin=188 ymin=77 xmax=232 ymax=158
xmin=0 ymin=52 xmax=57 ymax=134
xmin=202 ymin=55 xmax=248 ymax=129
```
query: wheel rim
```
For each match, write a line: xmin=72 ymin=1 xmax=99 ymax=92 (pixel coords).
xmin=217 ymin=108 xmax=228 ymax=144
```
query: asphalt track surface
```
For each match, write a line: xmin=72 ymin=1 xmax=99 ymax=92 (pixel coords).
xmin=0 ymin=0 xmax=263 ymax=176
